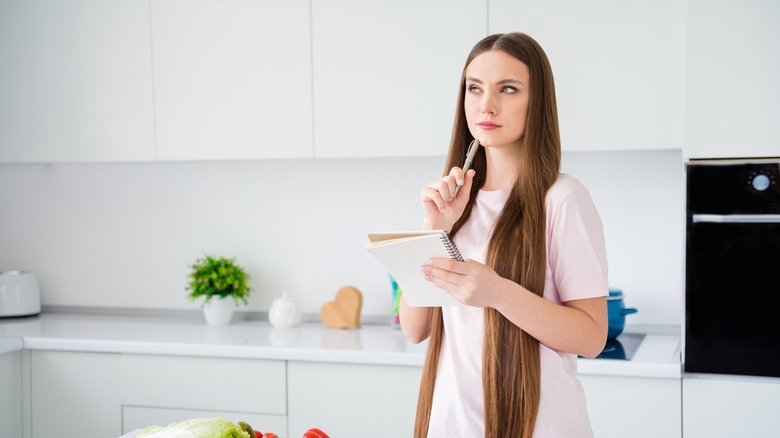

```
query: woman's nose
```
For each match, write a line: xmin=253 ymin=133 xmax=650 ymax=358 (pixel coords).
xmin=480 ymin=94 xmax=497 ymax=115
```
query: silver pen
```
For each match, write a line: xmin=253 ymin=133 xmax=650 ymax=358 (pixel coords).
xmin=453 ymin=138 xmax=480 ymax=196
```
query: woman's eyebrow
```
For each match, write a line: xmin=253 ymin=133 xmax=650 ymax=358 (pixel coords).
xmin=465 ymin=77 xmax=525 ymax=86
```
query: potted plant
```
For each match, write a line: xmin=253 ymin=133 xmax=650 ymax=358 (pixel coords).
xmin=186 ymin=254 xmax=252 ymax=325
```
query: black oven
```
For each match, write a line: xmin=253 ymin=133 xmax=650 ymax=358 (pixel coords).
xmin=685 ymin=160 xmax=780 ymax=378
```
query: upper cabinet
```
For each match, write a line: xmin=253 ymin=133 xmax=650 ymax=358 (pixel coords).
xmin=684 ymin=0 xmax=780 ymax=159
xmin=14 ymin=1 xmax=776 ymax=162
xmin=490 ymin=0 xmax=686 ymax=152
xmin=0 ymin=0 xmax=155 ymax=163
xmin=151 ymin=0 xmax=312 ymax=161
xmin=311 ymin=0 xmax=486 ymax=158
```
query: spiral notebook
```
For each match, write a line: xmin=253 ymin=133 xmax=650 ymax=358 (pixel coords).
xmin=366 ymin=230 xmax=464 ymax=307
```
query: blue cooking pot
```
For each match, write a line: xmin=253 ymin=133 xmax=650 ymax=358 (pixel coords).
xmin=607 ymin=289 xmax=637 ymax=340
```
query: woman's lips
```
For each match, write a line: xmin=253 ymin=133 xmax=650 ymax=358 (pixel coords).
xmin=478 ymin=121 xmax=501 ymax=130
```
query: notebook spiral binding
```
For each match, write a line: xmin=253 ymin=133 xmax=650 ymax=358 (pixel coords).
xmin=440 ymin=232 xmax=464 ymax=262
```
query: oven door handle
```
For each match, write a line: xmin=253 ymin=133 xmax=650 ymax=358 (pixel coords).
xmin=692 ymin=214 xmax=780 ymax=224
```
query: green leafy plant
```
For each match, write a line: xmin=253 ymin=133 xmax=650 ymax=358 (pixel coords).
xmin=186 ymin=255 xmax=252 ymax=305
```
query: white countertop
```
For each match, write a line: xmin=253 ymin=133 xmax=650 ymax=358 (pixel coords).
xmin=0 ymin=313 xmax=681 ymax=378
xmin=0 ymin=336 xmax=23 ymax=354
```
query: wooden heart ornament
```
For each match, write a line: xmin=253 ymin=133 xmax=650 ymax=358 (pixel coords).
xmin=320 ymin=286 xmax=363 ymax=329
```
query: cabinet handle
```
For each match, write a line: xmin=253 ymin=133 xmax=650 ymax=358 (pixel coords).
xmin=692 ymin=214 xmax=780 ymax=224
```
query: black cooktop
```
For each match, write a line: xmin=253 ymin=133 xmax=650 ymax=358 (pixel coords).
xmin=595 ymin=333 xmax=645 ymax=360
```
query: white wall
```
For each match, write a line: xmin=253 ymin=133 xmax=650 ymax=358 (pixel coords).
xmin=0 ymin=150 xmax=683 ymax=325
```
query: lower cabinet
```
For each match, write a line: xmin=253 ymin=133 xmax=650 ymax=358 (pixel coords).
xmin=122 ymin=406 xmax=287 ymax=435
xmin=0 ymin=349 xmax=24 ymax=438
xmin=579 ymin=374 xmax=682 ymax=438
xmin=120 ymin=354 xmax=288 ymax=435
xmin=30 ymin=351 xmax=287 ymax=438
xmin=287 ymin=361 xmax=423 ymax=438
xmin=49 ymin=350 xmax=780 ymax=438
xmin=31 ymin=351 xmax=122 ymax=438
xmin=683 ymin=377 xmax=780 ymax=438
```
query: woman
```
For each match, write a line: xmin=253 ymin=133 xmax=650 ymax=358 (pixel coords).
xmin=400 ymin=33 xmax=609 ymax=437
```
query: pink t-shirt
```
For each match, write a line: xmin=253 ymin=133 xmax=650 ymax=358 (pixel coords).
xmin=427 ymin=173 xmax=609 ymax=438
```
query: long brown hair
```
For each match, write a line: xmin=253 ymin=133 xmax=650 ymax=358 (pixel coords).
xmin=414 ymin=33 xmax=561 ymax=438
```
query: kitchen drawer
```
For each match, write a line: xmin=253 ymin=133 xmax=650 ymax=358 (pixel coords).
xmin=122 ymin=405 xmax=286 ymax=436
xmin=121 ymin=354 xmax=285 ymax=415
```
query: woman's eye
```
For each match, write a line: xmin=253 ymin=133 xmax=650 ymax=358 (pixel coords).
xmin=501 ymin=86 xmax=518 ymax=94
xmin=467 ymin=85 xmax=482 ymax=94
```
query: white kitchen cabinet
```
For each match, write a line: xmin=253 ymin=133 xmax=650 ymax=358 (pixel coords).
xmin=579 ymin=374 xmax=681 ymax=438
xmin=683 ymin=377 xmax=780 ymax=438
xmin=31 ymin=351 xmax=121 ymax=438
xmin=311 ymin=0 xmax=486 ymax=158
xmin=490 ymin=0 xmax=686 ymax=152
xmin=287 ymin=361 xmax=422 ymax=438
xmin=151 ymin=0 xmax=313 ymax=161
xmin=684 ymin=0 xmax=780 ymax=159
xmin=122 ymin=406 xmax=287 ymax=435
xmin=120 ymin=354 xmax=287 ymax=434
xmin=0 ymin=0 xmax=155 ymax=163
xmin=0 ymin=349 xmax=23 ymax=438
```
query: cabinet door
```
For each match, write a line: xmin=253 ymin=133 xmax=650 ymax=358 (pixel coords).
xmin=121 ymin=354 xmax=287 ymax=415
xmin=287 ymin=361 xmax=422 ymax=438
xmin=152 ymin=0 xmax=313 ymax=160
xmin=122 ymin=406 xmax=287 ymax=435
xmin=579 ymin=375 xmax=681 ymax=438
xmin=0 ymin=350 xmax=23 ymax=438
xmin=684 ymin=0 xmax=780 ymax=159
xmin=0 ymin=0 xmax=155 ymax=163
xmin=683 ymin=377 xmax=780 ymax=438
xmin=490 ymin=0 xmax=686 ymax=152
xmin=312 ymin=0 xmax=486 ymax=158
xmin=31 ymin=351 xmax=121 ymax=438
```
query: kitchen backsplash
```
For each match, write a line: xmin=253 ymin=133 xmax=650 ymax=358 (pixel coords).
xmin=0 ymin=150 xmax=683 ymax=325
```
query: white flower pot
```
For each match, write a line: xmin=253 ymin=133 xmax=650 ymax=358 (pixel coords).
xmin=203 ymin=297 xmax=235 ymax=326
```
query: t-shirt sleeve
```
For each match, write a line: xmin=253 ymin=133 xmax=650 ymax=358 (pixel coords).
xmin=548 ymin=186 xmax=609 ymax=302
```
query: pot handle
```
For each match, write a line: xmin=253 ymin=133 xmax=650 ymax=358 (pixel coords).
xmin=622 ymin=308 xmax=638 ymax=316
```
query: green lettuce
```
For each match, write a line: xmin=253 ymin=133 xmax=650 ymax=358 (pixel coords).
xmin=137 ymin=416 xmax=250 ymax=438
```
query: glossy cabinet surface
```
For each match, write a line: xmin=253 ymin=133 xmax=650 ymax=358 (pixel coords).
xmin=0 ymin=348 xmax=23 ymax=438
xmin=580 ymin=374 xmax=681 ymax=438
xmin=120 ymin=354 xmax=287 ymax=435
xmin=683 ymin=377 xmax=780 ymax=437
xmin=0 ymin=0 xmax=155 ymax=163
xmin=122 ymin=406 xmax=287 ymax=436
xmin=3 ymin=2 xmax=777 ymax=162
xmin=31 ymin=351 xmax=121 ymax=438
xmin=151 ymin=0 xmax=313 ymax=160
xmin=684 ymin=0 xmax=780 ymax=159
xmin=490 ymin=0 xmax=686 ymax=152
xmin=287 ymin=361 xmax=422 ymax=437
xmin=311 ymin=0 xmax=486 ymax=158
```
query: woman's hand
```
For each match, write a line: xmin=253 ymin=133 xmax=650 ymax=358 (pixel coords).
xmin=424 ymin=259 xmax=609 ymax=358
xmin=421 ymin=167 xmax=476 ymax=231
xmin=422 ymin=258 xmax=511 ymax=308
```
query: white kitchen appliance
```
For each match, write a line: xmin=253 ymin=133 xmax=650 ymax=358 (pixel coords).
xmin=0 ymin=270 xmax=41 ymax=317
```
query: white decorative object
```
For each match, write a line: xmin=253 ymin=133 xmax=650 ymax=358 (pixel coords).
xmin=268 ymin=292 xmax=302 ymax=329
xmin=203 ymin=297 xmax=234 ymax=326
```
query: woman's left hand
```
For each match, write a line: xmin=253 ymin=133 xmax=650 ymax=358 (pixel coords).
xmin=423 ymin=258 xmax=511 ymax=308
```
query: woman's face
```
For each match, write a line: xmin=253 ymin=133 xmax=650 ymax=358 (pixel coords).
xmin=464 ymin=49 xmax=531 ymax=150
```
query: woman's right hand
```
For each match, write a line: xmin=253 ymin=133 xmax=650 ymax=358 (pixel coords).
xmin=421 ymin=167 xmax=476 ymax=231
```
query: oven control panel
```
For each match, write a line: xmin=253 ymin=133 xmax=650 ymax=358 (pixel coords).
xmin=748 ymin=168 xmax=776 ymax=191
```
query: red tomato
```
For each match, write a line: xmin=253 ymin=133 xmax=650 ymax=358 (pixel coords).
xmin=253 ymin=431 xmax=262 ymax=438
xmin=262 ymin=433 xmax=278 ymax=438
xmin=303 ymin=428 xmax=330 ymax=438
